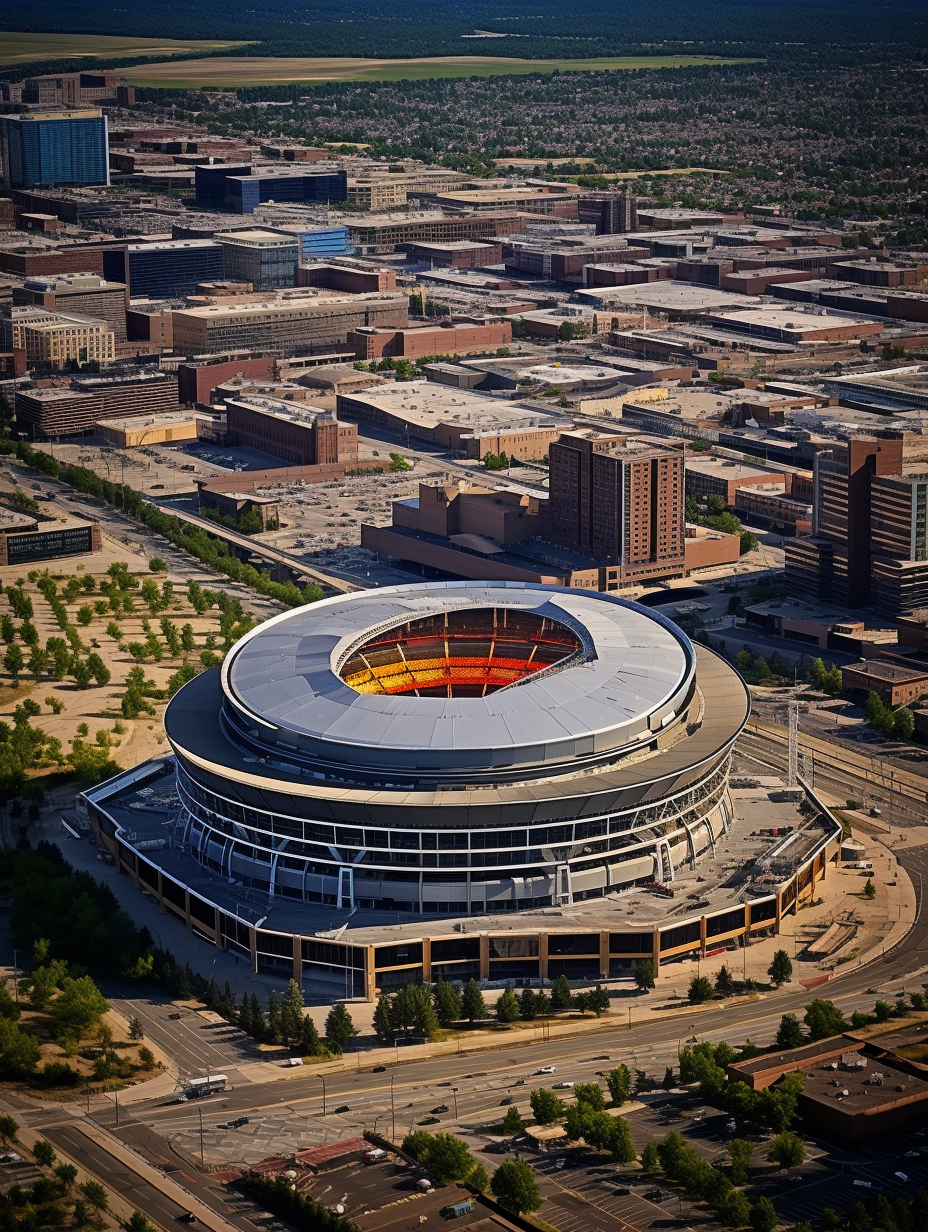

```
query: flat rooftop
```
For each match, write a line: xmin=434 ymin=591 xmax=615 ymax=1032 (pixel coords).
xmin=576 ymin=281 xmax=761 ymax=313
xmin=685 ymin=455 xmax=783 ymax=481
xmin=339 ymin=381 xmax=568 ymax=433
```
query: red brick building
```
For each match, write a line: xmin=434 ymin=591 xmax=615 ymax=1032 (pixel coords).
xmin=348 ymin=320 xmax=511 ymax=360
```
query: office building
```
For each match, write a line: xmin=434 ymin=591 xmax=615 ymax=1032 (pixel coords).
xmin=784 ymin=434 xmax=928 ymax=617
xmin=348 ymin=320 xmax=512 ymax=361
xmin=279 ymin=225 xmax=351 ymax=259
xmin=217 ymin=231 xmax=299 ymax=291
xmin=5 ymin=306 xmax=115 ymax=370
xmin=21 ymin=73 xmax=133 ymax=108
xmin=14 ymin=273 xmax=127 ymax=341
xmin=0 ymin=110 xmax=109 ymax=189
xmin=194 ymin=164 xmax=347 ymax=213
xmin=223 ymin=396 xmax=358 ymax=466
xmin=347 ymin=213 xmax=527 ymax=252
xmin=103 ymin=240 xmax=224 ymax=300
xmin=15 ymin=369 xmax=179 ymax=437
xmin=0 ymin=516 xmax=102 ymax=567
xmin=548 ymin=429 xmax=686 ymax=585
xmin=578 ymin=187 xmax=638 ymax=235
xmin=170 ymin=293 xmax=409 ymax=356
xmin=336 ymin=381 xmax=567 ymax=460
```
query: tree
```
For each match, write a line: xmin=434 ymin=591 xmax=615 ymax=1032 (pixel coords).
xmin=502 ymin=1106 xmax=524 ymax=1134
xmin=128 ymin=1016 xmax=144 ymax=1040
xmin=518 ymin=987 xmax=537 ymax=1021
xmin=864 ymin=878 xmax=876 ymax=899
xmin=640 ymin=1140 xmax=660 ymax=1173
xmin=715 ymin=965 xmax=735 ymax=997
xmin=768 ymin=950 xmax=793 ymax=987
xmin=461 ymin=978 xmax=486 ymax=1022
xmin=3 ymin=643 xmax=23 ymax=678
xmin=80 ymin=1180 xmax=108 ymax=1210
xmin=0 ymin=1115 xmax=18 ymax=1143
xmin=324 ymin=1003 xmax=358 ymax=1051
xmin=433 ymin=978 xmax=461 ymax=1028
xmin=122 ymin=1212 xmax=156 ymax=1232
xmin=529 ymin=1088 xmax=564 ymax=1125
xmin=51 ymin=976 xmax=109 ymax=1044
xmin=279 ymin=980 xmax=305 ymax=1047
xmin=422 ymin=1133 xmax=476 ymax=1182
xmin=33 ymin=1140 xmax=56 ymax=1167
xmin=751 ymin=1196 xmax=778 ymax=1232
xmin=373 ymin=995 xmax=393 ymax=1042
xmin=662 ymin=1065 xmax=675 ymax=1090
xmin=574 ymin=1082 xmax=605 ymax=1112
xmin=490 ymin=1159 xmax=541 ymax=1215
xmin=468 ymin=1163 xmax=489 ymax=1193
xmin=688 ymin=975 xmax=714 ymax=1004
xmin=496 ymin=985 xmax=520 ymax=1024
xmin=894 ymin=707 xmax=915 ymax=740
xmin=55 ymin=1163 xmax=78 ymax=1189
xmin=768 ymin=1131 xmax=806 ymax=1170
xmin=775 ymin=1013 xmax=805 ymax=1050
xmin=550 ymin=975 xmax=572 ymax=1010
xmin=148 ymin=557 xmax=167 ymax=572
xmin=607 ymin=1064 xmax=631 ymax=1106
xmin=728 ymin=1138 xmax=754 ymax=1185
xmin=804 ymin=998 xmax=848 ymax=1040
xmin=718 ymin=1190 xmax=753 ymax=1228
xmin=299 ymin=1014 xmax=323 ymax=1056
xmin=635 ymin=960 xmax=656 ymax=992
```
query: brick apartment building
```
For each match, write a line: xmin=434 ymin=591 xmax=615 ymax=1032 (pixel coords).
xmin=548 ymin=428 xmax=686 ymax=584
xmin=0 ymin=245 xmax=106 ymax=278
xmin=406 ymin=241 xmax=503 ymax=268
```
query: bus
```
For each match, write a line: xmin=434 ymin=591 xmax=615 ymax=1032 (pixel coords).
xmin=181 ymin=1074 xmax=228 ymax=1099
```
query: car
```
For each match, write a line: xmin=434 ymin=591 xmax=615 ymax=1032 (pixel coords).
xmin=500 ymin=1096 xmax=513 ymax=1106
xmin=373 ymin=1065 xmax=388 ymax=1073
xmin=535 ymin=1066 xmax=556 ymax=1075
xmin=644 ymin=1189 xmax=665 ymax=1202
xmin=552 ymin=1081 xmax=574 ymax=1090
xmin=607 ymin=1186 xmax=631 ymax=1196
xmin=904 ymin=1150 xmax=921 ymax=1158
xmin=334 ymin=1105 xmax=350 ymax=1114
xmin=853 ymin=1180 xmax=872 ymax=1189
xmin=431 ymin=1105 xmax=449 ymax=1114
xmin=177 ymin=1215 xmax=197 ymax=1224
xmin=168 ymin=1012 xmax=182 ymax=1020
xmin=895 ymin=1172 xmax=909 ymax=1183
xmin=419 ymin=1116 xmax=441 ymax=1125
xmin=553 ymin=1159 xmax=566 ymax=1170
xmin=0 ymin=1153 xmax=22 ymax=1164
xmin=594 ymin=1054 xmax=611 ymax=1061
xmin=151 ymin=483 xmax=166 ymax=490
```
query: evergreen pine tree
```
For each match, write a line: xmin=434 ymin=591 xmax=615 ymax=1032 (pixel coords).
xmin=325 ymin=1003 xmax=358 ymax=1052
xmin=461 ymin=978 xmax=486 ymax=1022
xmin=496 ymin=986 xmax=520 ymax=1024
xmin=518 ymin=988 xmax=537 ymax=1021
xmin=373 ymin=994 xmax=393 ymax=1042
xmin=433 ymin=978 xmax=462 ymax=1028
xmin=205 ymin=974 xmax=220 ymax=1010
xmin=250 ymin=994 xmax=266 ymax=1043
xmin=280 ymin=980 xmax=305 ymax=1046
xmin=267 ymin=991 xmax=281 ymax=1044
xmin=299 ymin=1014 xmax=323 ymax=1056
xmin=551 ymin=975 xmax=572 ymax=1010
xmin=237 ymin=993 xmax=252 ymax=1036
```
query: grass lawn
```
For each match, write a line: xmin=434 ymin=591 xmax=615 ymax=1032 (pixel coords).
xmin=123 ymin=52 xmax=760 ymax=88
xmin=0 ymin=31 xmax=250 ymax=64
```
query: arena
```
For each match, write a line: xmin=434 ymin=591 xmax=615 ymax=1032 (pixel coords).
xmin=84 ymin=582 xmax=841 ymax=999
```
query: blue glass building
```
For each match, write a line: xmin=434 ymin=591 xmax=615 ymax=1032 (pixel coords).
xmin=0 ymin=109 xmax=109 ymax=189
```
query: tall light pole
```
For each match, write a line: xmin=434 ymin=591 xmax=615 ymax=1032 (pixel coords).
xmin=320 ymin=1075 xmax=327 ymax=1117
xmin=198 ymin=1106 xmax=204 ymax=1166
xmin=390 ymin=1075 xmax=395 ymax=1141
xmin=451 ymin=1087 xmax=458 ymax=1119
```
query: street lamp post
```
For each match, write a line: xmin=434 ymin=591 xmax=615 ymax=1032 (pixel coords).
xmin=451 ymin=1087 xmax=459 ymax=1119
xmin=390 ymin=1075 xmax=395 ymax=1141
xmin=198 ymin=1106 xmax=204 ymax=1166
xmin=320 ymin=1075 xmax=327 ymax=1116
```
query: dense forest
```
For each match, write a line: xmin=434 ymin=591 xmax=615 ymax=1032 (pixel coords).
xmin=2 ymin=0 xmax=928 ymax=79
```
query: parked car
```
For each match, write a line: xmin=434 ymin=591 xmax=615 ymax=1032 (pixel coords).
xmin=535 ymin=1066 xmax=556 ymax=1075
xmin=552 ymin=1082 xmax=574 ymax=1090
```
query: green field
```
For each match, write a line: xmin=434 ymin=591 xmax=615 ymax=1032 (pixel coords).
xmin=123 ymin=53 xmax=758 ymax=89
xmin=0 ymin=31 xmax=250 ymax=65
